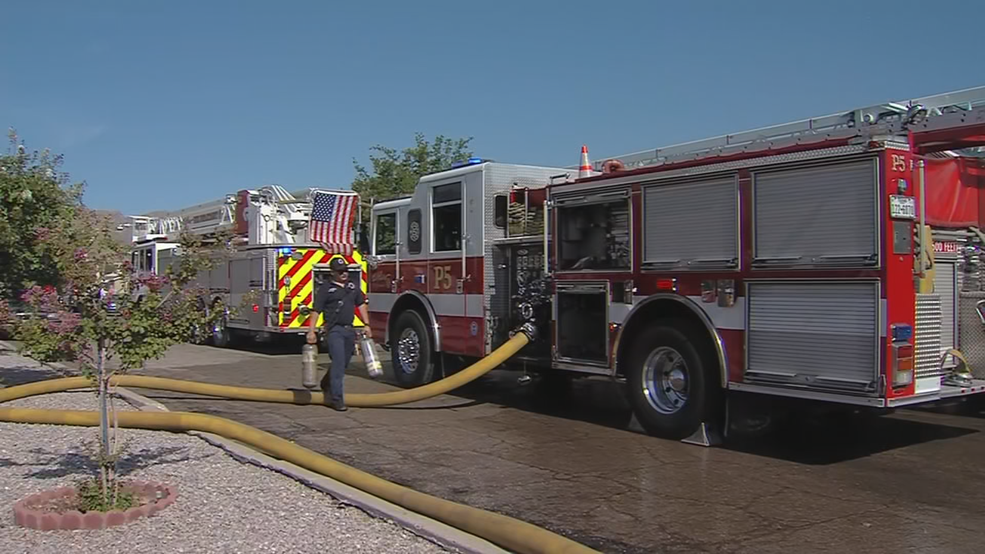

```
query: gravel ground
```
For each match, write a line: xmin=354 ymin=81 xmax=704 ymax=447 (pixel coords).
xmin=0 ymin=351 xmax=449 ymax=554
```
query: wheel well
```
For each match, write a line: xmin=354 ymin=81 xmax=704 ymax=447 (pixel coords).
xmin=389 ymin=294 xmax=440 ymax=352
xmin=615 ymin=297 xmax=726 ymax=387
xmin=210 ymin=297 xmax=227 ymax=317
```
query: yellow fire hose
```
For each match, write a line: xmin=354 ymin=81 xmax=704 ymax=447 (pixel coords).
xmin=1 ymin=330 xmax=529 ymax=407
xmin=1 ymin=330 xmax=598 ymax=554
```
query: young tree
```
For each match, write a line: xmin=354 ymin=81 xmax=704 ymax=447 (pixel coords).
xmin=351 ymin=132 xmax=474 ymax=223
xmin=0 ymin=129 xmax=84 ymax=299
xmin=16 ymin=205 xmax=233 ymax=509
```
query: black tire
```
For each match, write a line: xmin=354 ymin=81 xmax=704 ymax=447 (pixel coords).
xmin=391 ymin=310 xmax=435 ymax=388
xmin=625 ymin=322 xmax=722 ymax=440
xmin=211 ymin=304 xmax=231 ymax=348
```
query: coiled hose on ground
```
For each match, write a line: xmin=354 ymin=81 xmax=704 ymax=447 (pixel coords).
xmin=0 ymin=330 xmax=598 ymax=554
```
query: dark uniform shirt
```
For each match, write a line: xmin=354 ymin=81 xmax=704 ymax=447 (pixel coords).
xmin=313 ymin=280 xmax=365 ymax=328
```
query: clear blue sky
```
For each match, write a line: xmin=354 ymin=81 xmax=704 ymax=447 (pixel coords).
xmin=1 ymin=0 xmax=981 ymax=215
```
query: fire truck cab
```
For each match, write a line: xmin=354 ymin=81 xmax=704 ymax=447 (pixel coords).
xmin=368 ymin=86 xmax=985 ymax=443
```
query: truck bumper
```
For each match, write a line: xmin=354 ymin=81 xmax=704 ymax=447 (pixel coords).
xmin=887 ymin=379 xmax=985 ymax=407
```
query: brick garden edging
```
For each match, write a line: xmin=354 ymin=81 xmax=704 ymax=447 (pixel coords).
xmin=13 ymin=481 xmax=177 ymax=530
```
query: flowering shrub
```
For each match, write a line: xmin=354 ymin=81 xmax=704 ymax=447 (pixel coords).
xmin=4 ymin=136 xmax=259 ymax=511
xmin=14 ymin=206 xmax=244 ymax=510
xmin=12 ymin=285 xmax=82 ymax=362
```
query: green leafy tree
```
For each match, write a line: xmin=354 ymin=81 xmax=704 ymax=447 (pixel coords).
xmin=351 ymin=132 xmax=474 ymax=223
xmin=0 ymin=129 xmax=84 ymax=299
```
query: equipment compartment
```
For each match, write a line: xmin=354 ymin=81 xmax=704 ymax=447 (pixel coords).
xmin=555 ymin=282 xmax=609 ymax=365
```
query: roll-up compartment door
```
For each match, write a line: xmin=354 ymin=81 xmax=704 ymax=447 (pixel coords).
xmin=643 ymin=177 xmax=738 ymax=270
xmin=746 ymin=281 xmax=880 ymax=393
xmin=753 ymin=159 xmax=878 ymax=269
xmin=934 ymin=260 xmax=957 ymax=364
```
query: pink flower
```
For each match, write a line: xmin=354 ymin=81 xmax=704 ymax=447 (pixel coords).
xmin=138 ymin=273 xmax=170 ymax=293
xmin=47 ymin=311 xmax=81 ymax=334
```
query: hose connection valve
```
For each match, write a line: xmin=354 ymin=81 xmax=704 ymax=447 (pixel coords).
xmin=510 ymin=322 xmax=539 ymax=342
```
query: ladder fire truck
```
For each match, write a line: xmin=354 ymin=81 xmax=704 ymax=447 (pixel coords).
xmin=366 ymin=85 xmax=985 ymax=443
xmin=128 ymin=185 xmax=369 ymax=347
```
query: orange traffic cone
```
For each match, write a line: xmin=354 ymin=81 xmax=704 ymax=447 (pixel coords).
xmin=578 ymin=145 xmax=593 ymax=179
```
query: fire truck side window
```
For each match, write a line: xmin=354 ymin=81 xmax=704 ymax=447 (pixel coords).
xmin=556 ymin=196 xmax=631 ymax=271
xmin=374 ymin=213 xmax=397 ymax=256
xmin=493 ymin=194 xmax=507 ymax=228
xmin=431 ymin=182 xmax=462 ymax=253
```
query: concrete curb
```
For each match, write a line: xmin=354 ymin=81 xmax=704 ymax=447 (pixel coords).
xmin=0 ymin=341 xmax=507 ymax=554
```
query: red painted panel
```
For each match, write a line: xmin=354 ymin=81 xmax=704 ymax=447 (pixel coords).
xmin=720 ymin=329 xmax=745 ymax=383
xmin=912 ymin=122 xmax=985 ymax=155
xmin=235 ymin=190 xmax=250 ymax=236
xmin=371 ymin=257 xmax=485 ymax=296
xmin=370 ymin=312 xmax=389 ymax=345
xmin=436 ymin=316 xmax=484 ymax=357
xmin=369 ymin=262 xmax=394 ymax=294
xmin=883 ymin=151 xmax=917 ymax=400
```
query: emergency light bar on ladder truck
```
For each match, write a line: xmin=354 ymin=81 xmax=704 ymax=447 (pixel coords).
xmin=127 ymin=185 xmax=369 ymax=347
xmin=366 ymin=85 xmax=985 ymax=444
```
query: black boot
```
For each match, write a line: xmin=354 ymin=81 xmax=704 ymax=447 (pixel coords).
xmin=329 ymin=398 xmax=347 ymax=412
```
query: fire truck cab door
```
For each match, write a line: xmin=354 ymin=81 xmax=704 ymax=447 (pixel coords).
xmin=371 ymin=208 xmax=400 ymax=293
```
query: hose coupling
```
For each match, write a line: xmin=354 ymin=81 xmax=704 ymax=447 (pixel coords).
xmin=513 ymin=322 xmax=538 ymax=342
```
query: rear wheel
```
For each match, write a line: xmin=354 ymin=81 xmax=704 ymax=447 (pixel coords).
xmin=391 ymin=310 xmax=435 ymax=388
xmin=625 ymin=322 xmax=721 ymax=440
xmin=211 ymin=303 xmax=231 ymax=348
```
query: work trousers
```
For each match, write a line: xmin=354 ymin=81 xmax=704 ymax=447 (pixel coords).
xmin=321 ymin=324 xmax=355 ymax=403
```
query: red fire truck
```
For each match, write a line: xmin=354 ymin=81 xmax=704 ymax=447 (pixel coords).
xmin=365 ymin=86 xmax=985 ymax=443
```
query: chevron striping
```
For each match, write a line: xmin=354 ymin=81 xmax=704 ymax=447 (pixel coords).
xmin=276 ymin=247 xmax=369 ymax=329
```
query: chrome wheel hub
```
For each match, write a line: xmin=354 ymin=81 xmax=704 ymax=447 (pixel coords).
xmin=642 ymin=346 xmax=689 ymax=415
xmin=397 ymin=328 xmax=420 ymax=374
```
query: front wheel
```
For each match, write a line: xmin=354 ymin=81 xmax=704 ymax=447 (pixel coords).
xmin=391 ymin=310 xmax=435 ymax=388
xmin=625 ymin=323 xmax=721 ymax=440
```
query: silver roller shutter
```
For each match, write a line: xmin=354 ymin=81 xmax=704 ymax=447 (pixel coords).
xmin=643 ymin=177 xmax=738 ymax=270
xmin=934 ymin=260 xmax=957 ymax=364
xmin=753 ymin=159 xmax=878 ymax=268
xmin=746 ymin=281 xmax=880 ymax=393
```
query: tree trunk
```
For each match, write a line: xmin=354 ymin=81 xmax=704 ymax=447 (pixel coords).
xmin=97 ymin=338 xmax=110 ymax=504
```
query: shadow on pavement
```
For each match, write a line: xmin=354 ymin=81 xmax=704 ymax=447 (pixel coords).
xmin=723 ymin=413 xmax=979 ymax=465
xmin=404 ymin=366 xmax=982 ymax=465
xmin=0 ymin=363 xmax=76 ymax=387
xmin=224 ymin=334 xmax=308 ymax=356
xmin=135 ymin=390 xmax=484 ymax=411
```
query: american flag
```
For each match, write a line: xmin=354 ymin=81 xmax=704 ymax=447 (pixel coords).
xmin=309 ymin=191 xmax=358 ymax=254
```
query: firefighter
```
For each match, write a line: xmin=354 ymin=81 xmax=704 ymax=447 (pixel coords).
xmin=306 ymin=257 xmax=372 ymax=412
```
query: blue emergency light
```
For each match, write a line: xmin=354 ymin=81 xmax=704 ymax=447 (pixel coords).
xmin=450 ymin=157 xmax=486 ymax=169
